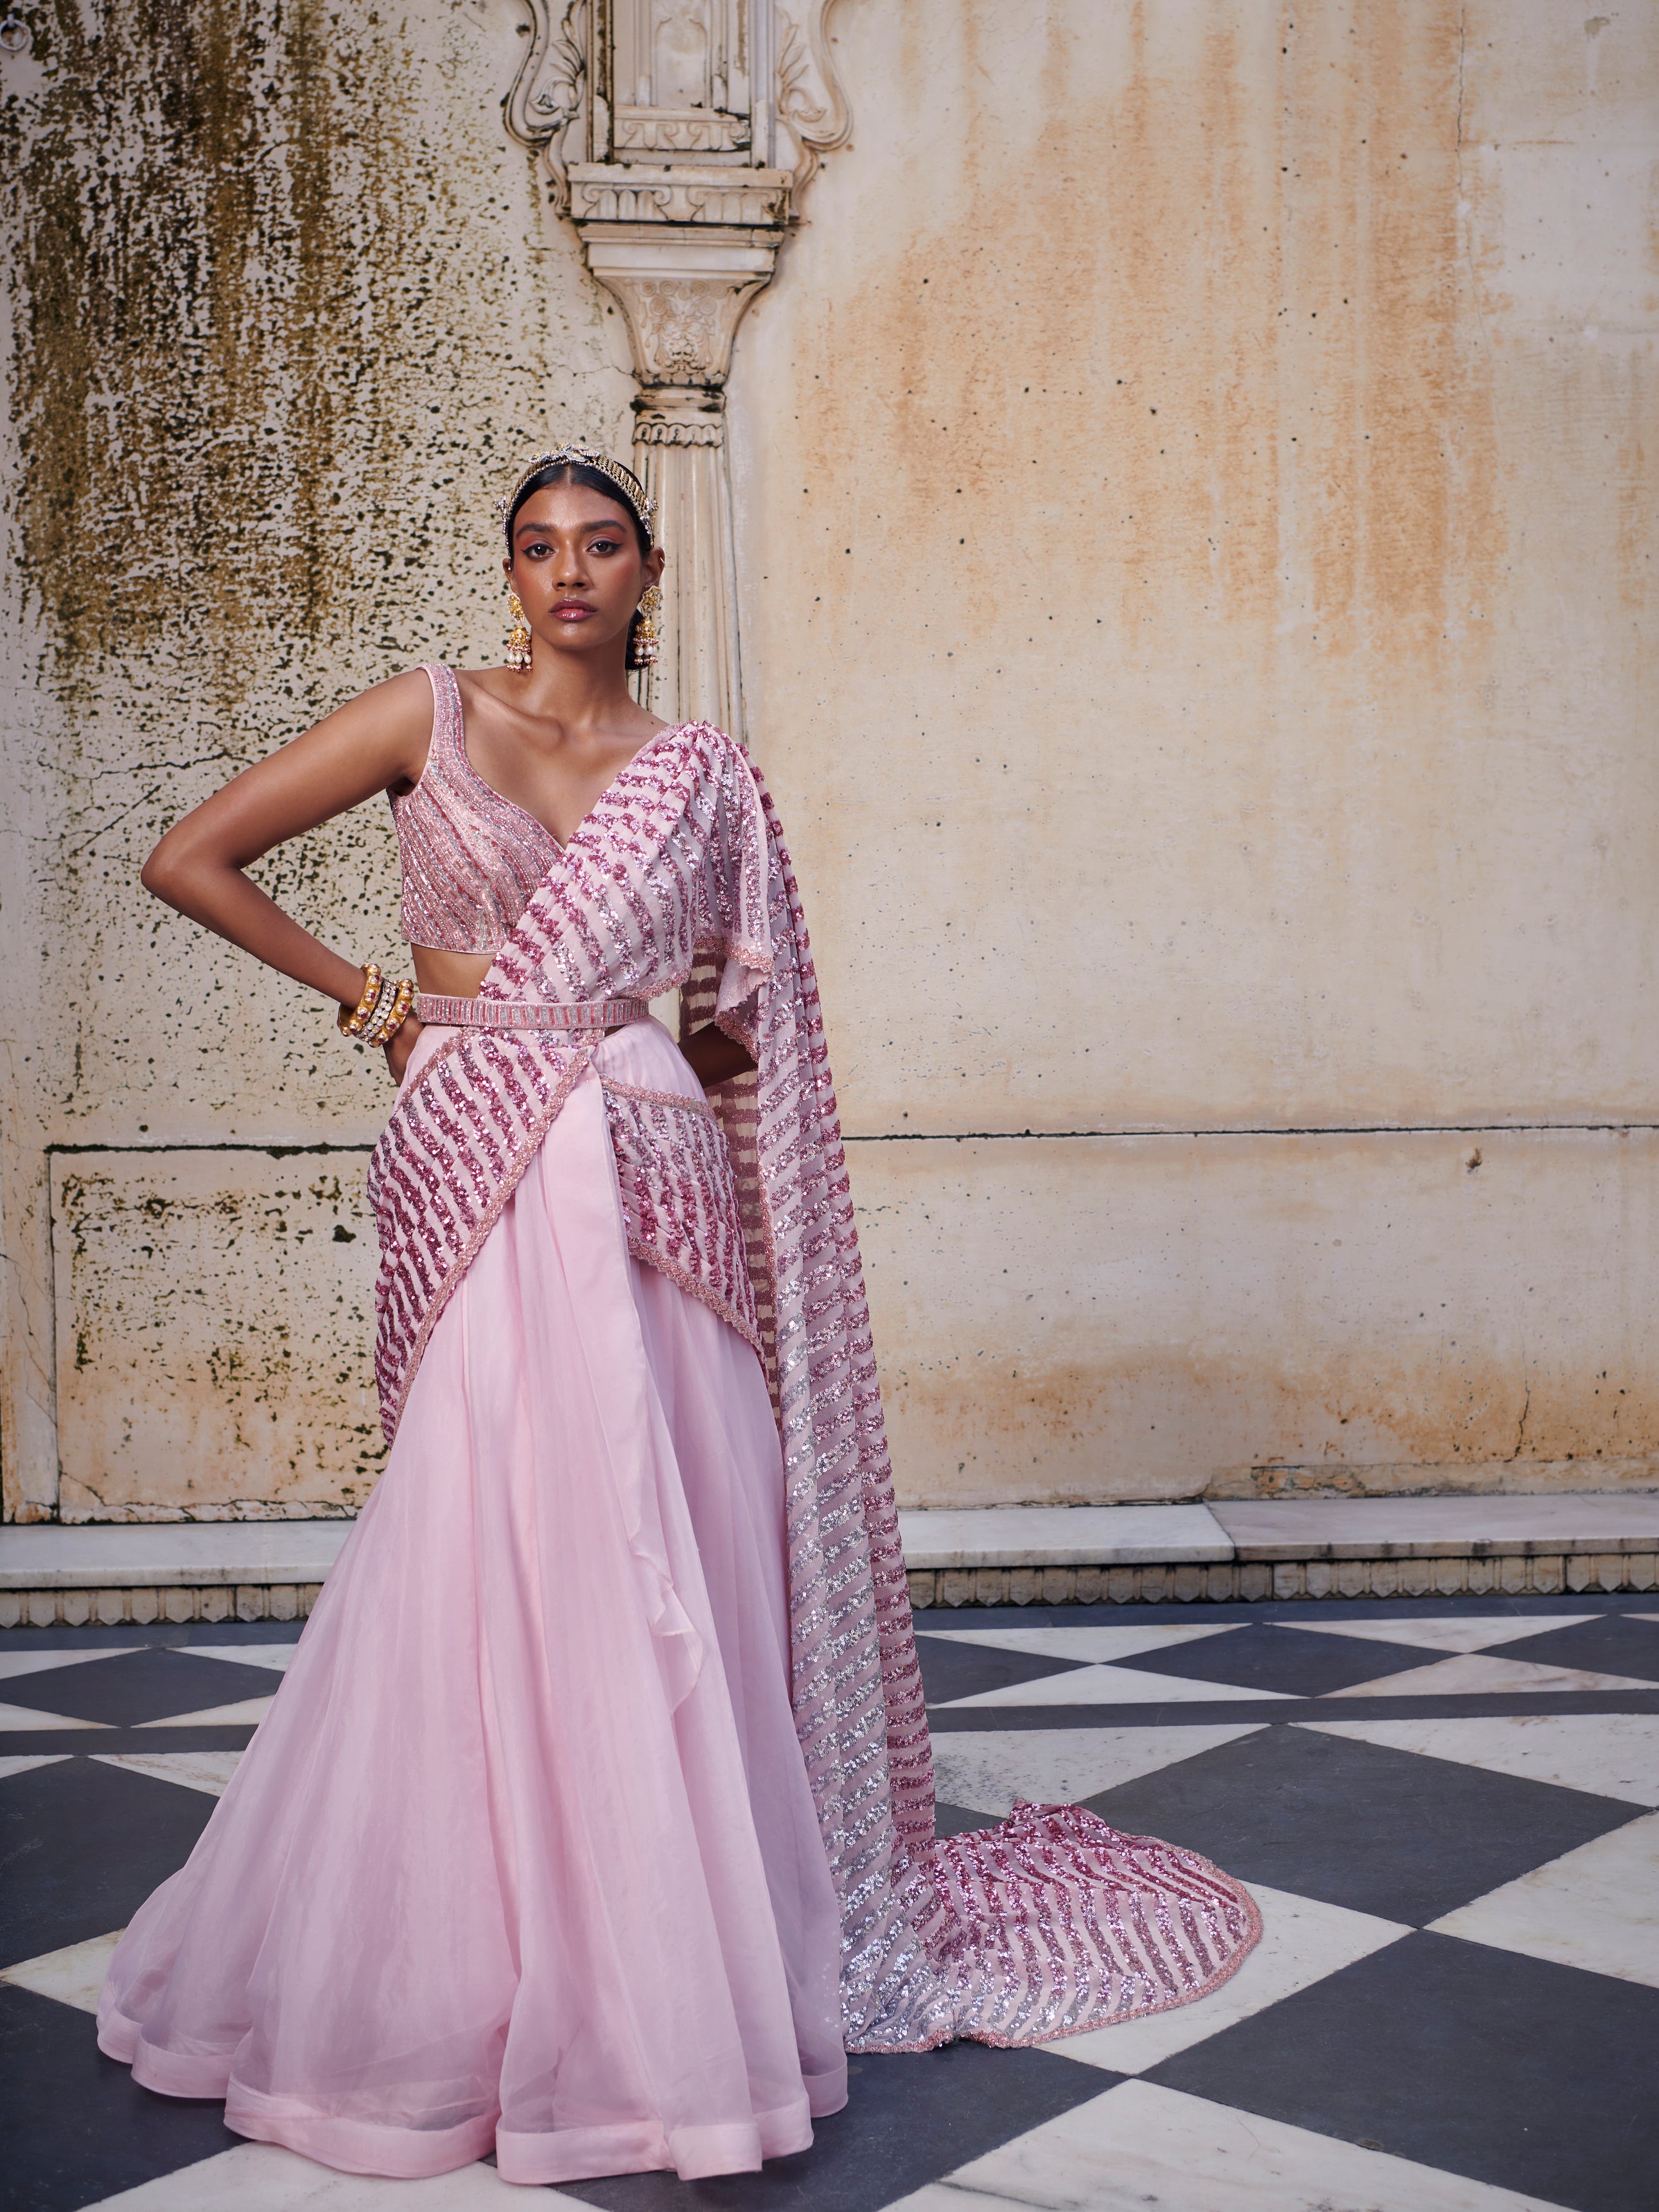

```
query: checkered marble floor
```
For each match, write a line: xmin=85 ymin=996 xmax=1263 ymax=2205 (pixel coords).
xmin=4 ymin=1595 xmax=1658 ymax=2211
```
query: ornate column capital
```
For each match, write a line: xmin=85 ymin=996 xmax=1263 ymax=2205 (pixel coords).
xmin=502 ymin=1 xmax=850 ymax=738
xmin=577 ymin=227 xmax=779 ymax=403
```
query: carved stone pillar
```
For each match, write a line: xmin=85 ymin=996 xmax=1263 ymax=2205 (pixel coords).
xmin=504 ymin=3 xmax=848 ymax=741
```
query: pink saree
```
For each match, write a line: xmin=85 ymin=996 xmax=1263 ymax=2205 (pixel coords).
xmin=98 ymin=721 xmax=1260 ymax=2183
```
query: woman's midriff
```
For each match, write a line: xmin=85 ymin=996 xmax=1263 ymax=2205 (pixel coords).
xmin=412 ymin=946 xmax=493 ymax=999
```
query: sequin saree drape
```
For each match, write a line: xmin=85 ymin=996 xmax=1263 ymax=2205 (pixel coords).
xmin=368 ymin=724 xmax=1261 ymax=2053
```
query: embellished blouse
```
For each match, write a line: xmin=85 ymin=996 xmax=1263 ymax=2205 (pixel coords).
xmin=390 ymin=663 xmax=558 ymax=954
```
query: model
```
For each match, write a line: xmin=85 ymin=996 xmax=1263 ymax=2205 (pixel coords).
xmin=97 ymin=446 xmax=1260 ymax=2185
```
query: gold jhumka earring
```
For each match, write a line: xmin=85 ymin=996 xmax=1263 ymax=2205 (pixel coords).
xmin=505 ymin=589 xmax=532 ymax=672
xmin=629 ymin=584 xmax=662 ymax=670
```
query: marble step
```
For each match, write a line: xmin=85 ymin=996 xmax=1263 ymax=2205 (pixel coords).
xmin=4 ymin=1493 xmax=1658 ymax=1623
xmin=898 ymin=1492 xmax=1659 ymax=1570
xmin=0 ymin=1520 xmax=350 ymax=1592
xmin=0 ymin=1522 xmax=348 ymax=1624
xmin=898 ymin=1493 xmax=1659 ymax=1608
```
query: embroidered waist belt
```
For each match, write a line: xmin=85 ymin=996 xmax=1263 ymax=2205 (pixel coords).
xmin=414 ymin=994 xmax=650 ymax=1032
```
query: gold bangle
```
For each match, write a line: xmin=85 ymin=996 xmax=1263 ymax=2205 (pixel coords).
xmin=365 ymin=978 xmax=416 ymax=1048
xmin=338 ymin=963 xmax=385 ymax=1037
xmin=358 ymin=974 xmax=392 ymax=1037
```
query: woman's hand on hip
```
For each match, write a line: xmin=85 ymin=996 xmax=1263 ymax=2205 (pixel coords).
xmin=385 ymin=1016 xmax=425 ymax=1087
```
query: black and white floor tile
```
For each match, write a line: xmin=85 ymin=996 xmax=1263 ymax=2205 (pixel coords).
xmin=4 ymin=1596 xmax=1658 ymax=2209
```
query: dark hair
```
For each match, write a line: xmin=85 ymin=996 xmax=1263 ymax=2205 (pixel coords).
xmin=505 ymin=460 xmax=654 ymax=669
xmin=504 ymin=461 xmax=651 ymax=559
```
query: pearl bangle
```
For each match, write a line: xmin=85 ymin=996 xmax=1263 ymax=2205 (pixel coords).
xmin=364 ymin=977 xmax=416 ymax=1048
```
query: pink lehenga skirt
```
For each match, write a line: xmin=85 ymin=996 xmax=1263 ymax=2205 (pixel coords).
xmin=97 ymin=1019 xmax=849 ymax=2185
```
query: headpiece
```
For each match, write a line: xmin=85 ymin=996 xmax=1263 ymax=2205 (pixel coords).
xmin=497 ymin=445 xmax=656 ymax=545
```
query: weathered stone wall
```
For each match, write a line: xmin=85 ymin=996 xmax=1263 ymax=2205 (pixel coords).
xmin=2 ymin=0 xmax=1655 ymax=1520
xmin=731 ymin=0 xmax=1659 ymax=1504
xmin=0 ymin=0 xmax=634 ymax=1518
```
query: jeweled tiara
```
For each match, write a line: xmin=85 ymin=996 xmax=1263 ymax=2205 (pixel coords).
xmin=497 ymin=445 xmax=656 ymax=543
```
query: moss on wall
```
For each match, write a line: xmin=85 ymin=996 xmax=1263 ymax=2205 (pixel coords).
xmin=4 ymin=0 xmax=626 ymax=690
xmin=0 ymin=0 xmax=634 ymax=1515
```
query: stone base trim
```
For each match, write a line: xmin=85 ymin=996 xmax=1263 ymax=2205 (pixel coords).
xmin=0 ymin=1583 xmax=326 ymax=1629
xmin=8 ymin=1547 xmax=1657 ymax=1624
xmin=907 ymin=1552 xmax=1659 ymax=1609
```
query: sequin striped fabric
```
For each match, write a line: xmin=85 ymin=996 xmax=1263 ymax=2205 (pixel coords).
xmin=684 ymin=773 xmax=1260 ymax=2051
xmin=369 ymin=717 xmax=1261 ymax=2056
xmin=603 ymin=1080 xmax=761 ymax=1357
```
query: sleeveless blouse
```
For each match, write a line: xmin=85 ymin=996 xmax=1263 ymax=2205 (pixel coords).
xmin=391 ymin=663 xmax=559 ymax=954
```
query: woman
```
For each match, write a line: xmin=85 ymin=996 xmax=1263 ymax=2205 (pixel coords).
xmin=98 ymin=446 xmax=1260 ymax=2186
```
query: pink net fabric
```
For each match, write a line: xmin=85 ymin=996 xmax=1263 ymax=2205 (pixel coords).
xmin=99 ymin=715 xmax=1256 ymax=2186
xmin=100 ymin=1024 xmax=847 ymax=2183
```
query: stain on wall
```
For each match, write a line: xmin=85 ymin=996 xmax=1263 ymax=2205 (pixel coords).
xmin=52 ymin=1148 xmax=382 ymax=1518
xmin=1 ymin=0 xmax=634 ymax=1517
xmin=851 ymin=1128 xmax=1659 ymax=1507
xmin=733 ymin=0 xmax=1659 ymax=1502
xmin=737 ymin=0 xmax=1655 ymax=1134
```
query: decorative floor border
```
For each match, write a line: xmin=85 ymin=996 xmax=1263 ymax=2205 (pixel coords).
xmin=8 ymin=1550 xmax=1657 ymax=1627
xmin=0 ymin=1583 xmax=326 ymax=1628
xmin=906 ymin=1551 xmax=1659 ymax=1608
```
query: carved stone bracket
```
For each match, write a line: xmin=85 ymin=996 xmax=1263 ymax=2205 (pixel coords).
xmin=503 ymin=2 xmax=848 ymax=739
xmin=503 ymin=0 xmax=589 ymax=216
xmin=578 ymin=231 xmax=780 ymax=396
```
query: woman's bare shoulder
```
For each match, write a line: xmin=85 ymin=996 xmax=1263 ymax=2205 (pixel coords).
xmin=306 ymin=667 xmax=438 ymax=778
xmin=338 ymin=665 xmax=438 ymax=730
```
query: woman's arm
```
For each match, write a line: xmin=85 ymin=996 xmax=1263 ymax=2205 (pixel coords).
xmin=680 ymin=1026 xmax=756 ymax=1087
xmin=141 ymin=668 xmax=435 ymax=1067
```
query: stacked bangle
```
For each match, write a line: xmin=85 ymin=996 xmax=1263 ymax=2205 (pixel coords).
xmin=338 ymin=965 xmax=385 ymax=1037
xmin=365 ymin=977 xmax=416 ymax=1047
xmin=338 ymin=965 xmax=416 ymax=1048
